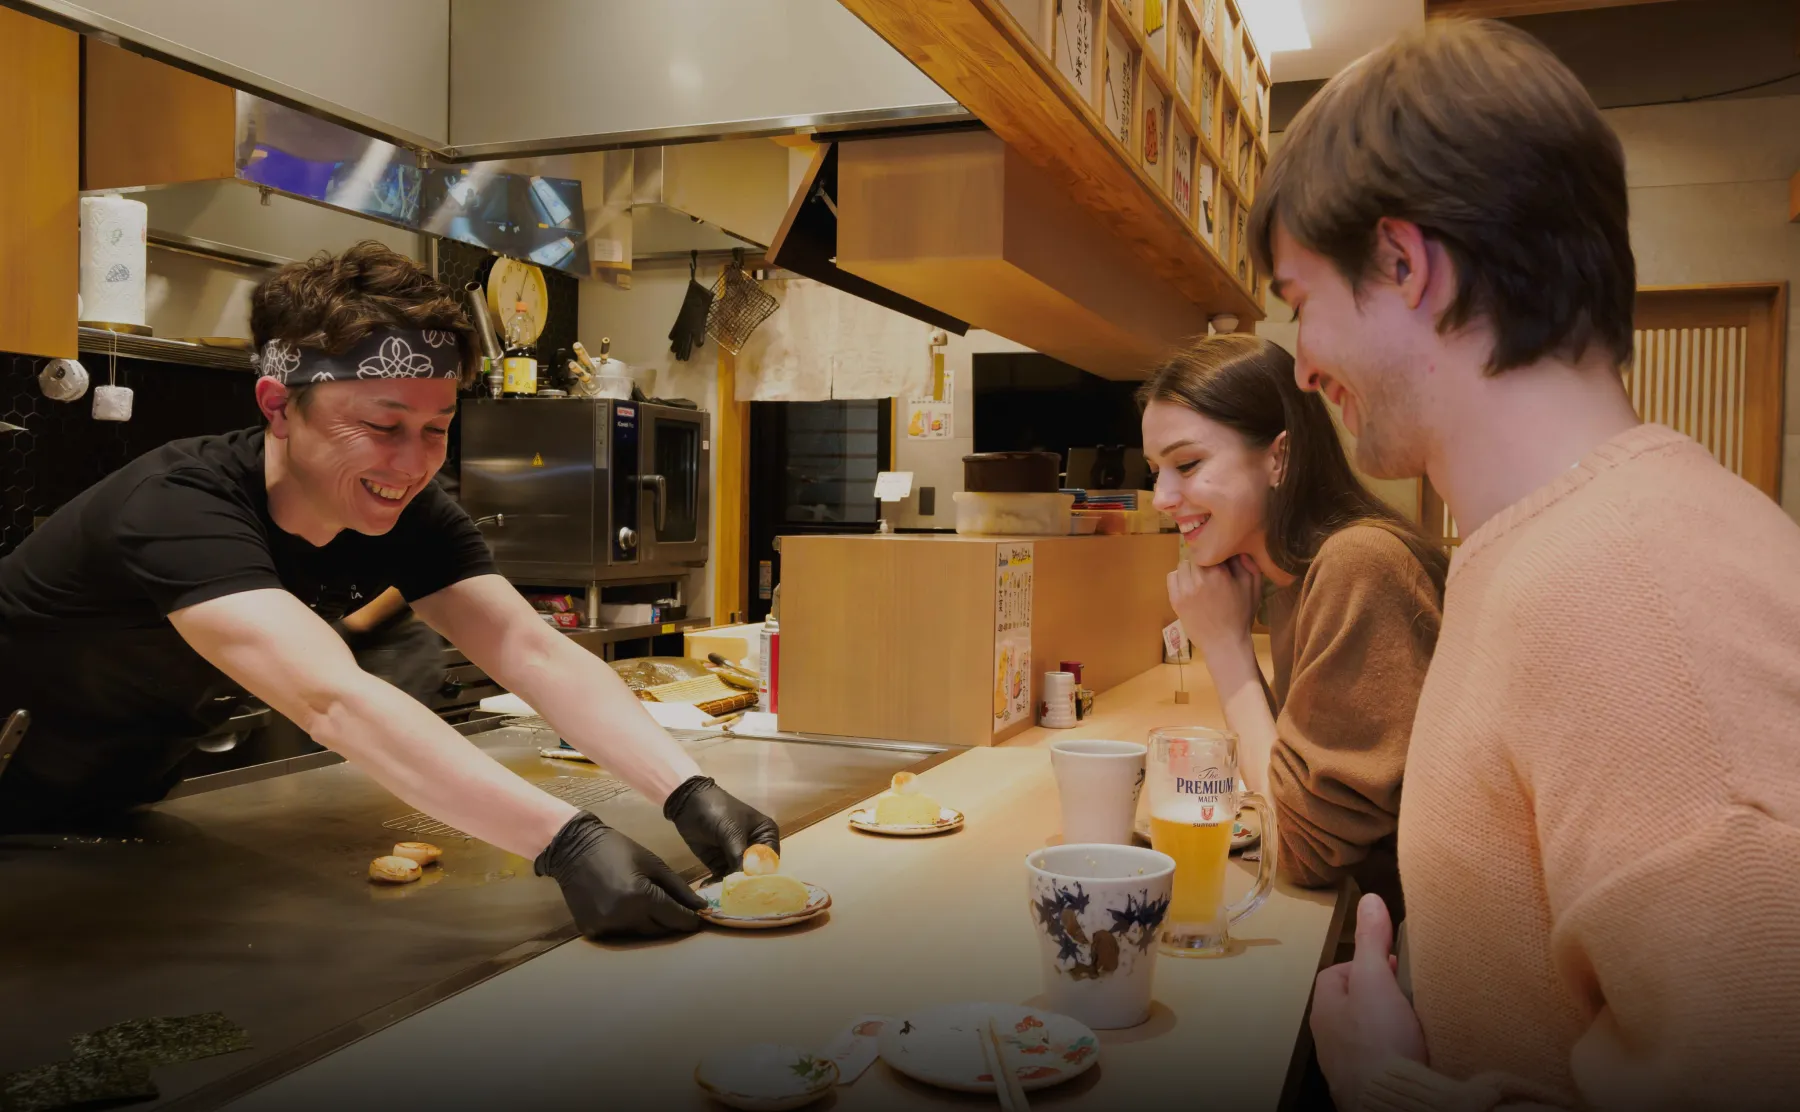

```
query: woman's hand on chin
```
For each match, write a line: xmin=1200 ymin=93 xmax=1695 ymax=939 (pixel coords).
xmin=1167 ymin=553 xmax=1263 ymax=660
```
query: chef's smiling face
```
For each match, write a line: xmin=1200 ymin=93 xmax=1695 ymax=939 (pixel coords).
xmin=1143 ymin=400 xmax=1283 ymax=569
xmin=1270 ymin=221 xmax=1428 ymax=480
xmin=263 ymin=378 xmax=457 ymax=536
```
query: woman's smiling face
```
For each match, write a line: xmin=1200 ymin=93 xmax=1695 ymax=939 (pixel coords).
xmin=1142 ymin=399 xmax=1281 ymax=568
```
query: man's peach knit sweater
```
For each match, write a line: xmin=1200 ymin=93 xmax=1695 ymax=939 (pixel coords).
xmin=1367 ymin=425 xmax=1800 ymax=1111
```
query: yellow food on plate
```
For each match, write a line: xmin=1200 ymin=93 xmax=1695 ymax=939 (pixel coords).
xmin=719 ymin=846 xmax=808 ymax=916
xmin=392 ymin=841 xmax=442 ymax=867
xmin=369 ymin=856 xmax=422 ymax=884
xmin=874 ymin=770 xmax=941 ymax=826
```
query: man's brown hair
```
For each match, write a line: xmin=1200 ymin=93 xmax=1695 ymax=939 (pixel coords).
xmin=250 ymin=240 xmax=478 ymax=401
xmin=1248 ymin=19 xmax=1635 ymax=373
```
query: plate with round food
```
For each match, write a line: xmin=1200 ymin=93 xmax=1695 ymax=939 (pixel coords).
xmin=696 ymin=844 xmax=831 ymax=930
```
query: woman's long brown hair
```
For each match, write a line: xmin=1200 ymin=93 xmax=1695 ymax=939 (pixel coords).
xmin=1137 ymin=333 xmax=1449 ymax=593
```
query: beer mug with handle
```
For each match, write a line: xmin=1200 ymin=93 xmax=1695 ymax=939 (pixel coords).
xmin=1146 ymin=726 xmax=1276 ymax=956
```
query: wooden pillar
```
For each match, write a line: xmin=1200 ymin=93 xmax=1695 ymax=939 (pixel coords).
xmin=711 ymin=345 xmax=752 ymax=625
xmin=0 ymin=7 xmax=79 ymax=359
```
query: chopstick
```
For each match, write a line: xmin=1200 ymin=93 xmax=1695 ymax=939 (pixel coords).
xmin=980 ymin=1017 xmax=1030 ymax=1110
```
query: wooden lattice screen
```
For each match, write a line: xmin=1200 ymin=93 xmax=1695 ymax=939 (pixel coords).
xmin=1421 ymin=282 xmax=1788 ymax=547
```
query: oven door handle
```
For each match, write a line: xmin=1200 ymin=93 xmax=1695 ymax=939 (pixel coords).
xmin=640 ymin=474 xmax=667 ymax=531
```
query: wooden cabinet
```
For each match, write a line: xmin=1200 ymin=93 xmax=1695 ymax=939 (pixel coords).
xmin=836 ymin=130 xmax=1213 ymax=379
xmin=779 ymin=533 xmax=1177 ymax=746
xmin=82 ymin=40 xmax=238 ymax=193
xmin=0 ymin=7 xmax=78 ymax=359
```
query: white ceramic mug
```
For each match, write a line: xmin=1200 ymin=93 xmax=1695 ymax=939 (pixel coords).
xmin=1025 ymin=843 xmax=1175 ymax=1029
xmin=1040 ymin=670 xmax=1077 ymax=728
xmin=1049 ymin=738 xmax=1147 ymax=845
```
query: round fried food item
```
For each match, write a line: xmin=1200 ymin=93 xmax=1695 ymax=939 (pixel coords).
xmin=891 ymin=771 xmax=918 ymax=794
xmin=392 ymin=841 xmax=442 ymax=867
xmin=370 ymin=855 xmax=422 ymax=883
xmin=741 ymin=843 xmax=781 ymax=877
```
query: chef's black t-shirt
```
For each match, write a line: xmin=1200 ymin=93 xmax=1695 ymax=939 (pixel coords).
xmin=0 ymin=427 xmax=493 ymax=747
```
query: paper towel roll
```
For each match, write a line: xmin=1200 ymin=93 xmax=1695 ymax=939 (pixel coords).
xmin=80 ymin=196 xmax=148 ymax=327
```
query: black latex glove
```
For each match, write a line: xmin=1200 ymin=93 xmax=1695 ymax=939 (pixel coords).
xmin=663 ymin=775 xmax=780 ymax=881
xmin=534 ymin=812 xmax=706 ymax=940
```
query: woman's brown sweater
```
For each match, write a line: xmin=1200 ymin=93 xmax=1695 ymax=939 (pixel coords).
xmin=1261 ymin=523 xmax=1442 ymax=915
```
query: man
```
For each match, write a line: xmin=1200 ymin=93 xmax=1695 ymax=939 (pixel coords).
xmin=0 ymin=242 xmax=777 ymax=940
xmin=1250 ymin=19 xmax=1800 ymax=1111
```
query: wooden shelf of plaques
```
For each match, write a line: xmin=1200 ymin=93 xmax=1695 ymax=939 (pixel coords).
xmin=837 ymin=0 xmax=1271 ymax=325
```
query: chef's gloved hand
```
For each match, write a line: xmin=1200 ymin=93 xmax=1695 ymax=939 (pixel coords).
xmin=534 ymin=812 xmax=706 ymax=939
xmin=664 ymin=775 xmax=780 ymax=881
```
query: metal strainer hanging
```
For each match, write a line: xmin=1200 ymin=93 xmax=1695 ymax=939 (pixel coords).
xmin=706 ymin=248 xmax=779 ymax=354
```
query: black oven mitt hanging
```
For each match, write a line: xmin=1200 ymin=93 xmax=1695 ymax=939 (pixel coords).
xmin=668 ymin=250 xmax=714 ymax=362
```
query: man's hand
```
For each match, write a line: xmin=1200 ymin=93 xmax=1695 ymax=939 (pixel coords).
xmin=535 ymin=812 xmax=707 ymax=939
xmin=663 ymin=776 xmax=780 ymax=880
xmin=1311 ymin=893 xmax=1428 ymax=1109
xmin=1167 ymin=553 xmax=1262 ymax=660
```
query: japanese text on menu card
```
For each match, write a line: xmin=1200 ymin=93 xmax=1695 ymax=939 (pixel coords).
xmin=993 ymin=543 xmax=1034 ymax=729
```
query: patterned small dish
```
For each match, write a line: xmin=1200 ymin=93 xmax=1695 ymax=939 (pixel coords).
xmin=878 ymin=1002 xmax=1099 ymax=1093
xmin=847 ymin=805 xmax=965 ymax=837
xmin=694 ymin=1043 xmax=838 ymax=1110
xmin=695 ymin=881 xmax=832 ymax=930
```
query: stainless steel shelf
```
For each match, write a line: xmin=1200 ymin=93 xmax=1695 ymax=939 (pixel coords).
xmin=560 ymin=615 xmax=712 ymax=649
xmin=78 ymin=327 xmax=256 ymax=373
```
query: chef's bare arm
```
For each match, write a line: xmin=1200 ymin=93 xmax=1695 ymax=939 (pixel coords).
xmin=169 ymin=588 xmax=578 ymax=858
xmin=410 ymin=574 xmax=704 ymax=804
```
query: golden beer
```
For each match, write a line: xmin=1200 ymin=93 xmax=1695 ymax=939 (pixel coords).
xmin=1148 ymin=815 xmax=1234 ymax=925
xmin=1145 ymin=726 xmax=1276 ymax=957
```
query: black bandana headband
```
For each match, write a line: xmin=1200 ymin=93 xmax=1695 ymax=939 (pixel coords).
xmin=255 ymin=328 xmax=464 ymax=384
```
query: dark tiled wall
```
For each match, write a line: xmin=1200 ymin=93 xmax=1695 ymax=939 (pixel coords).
xmin=0 ymin=351 xmax=257 ymax=555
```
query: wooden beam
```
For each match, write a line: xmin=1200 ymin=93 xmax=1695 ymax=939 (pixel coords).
xmin=710 ymin=345 xmax=752 ymax=626
xmin=0 ymin=7 xmax=78 ymax=360
xmin=836 ymin=0 xmax=1259 ymax=324
xmin=1427 ymin=0 xmax=1677 ymax=18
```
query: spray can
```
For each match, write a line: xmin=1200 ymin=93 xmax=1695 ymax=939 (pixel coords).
xmin=758 ymin=614 xmax=780 ymax=713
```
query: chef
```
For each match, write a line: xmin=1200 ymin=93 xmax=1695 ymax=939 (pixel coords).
xmin=0 ymin=242 xmax=776 ymax=940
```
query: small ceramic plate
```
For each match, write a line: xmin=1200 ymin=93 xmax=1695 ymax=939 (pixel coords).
xmin=878 ymin=1002 xmax=1099 ymax=1094
xmin=847 ymin=805 xmax=965 ymax=837
xmin=1133 ymin=815 xmax=1260 ymax=852
xmin=694 ymin=1043 xmax=838 ymax=1110
xmin=695 ymin=880 xmax=832 ymax=930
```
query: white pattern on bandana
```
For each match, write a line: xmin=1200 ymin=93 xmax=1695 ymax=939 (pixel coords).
xmin=356 ymin=335 xmax=437 ymax=379
xmin=261 ymin=340 xmax=302 ymax=383
xmin=421 ymin=329 xmax=455 ymax=349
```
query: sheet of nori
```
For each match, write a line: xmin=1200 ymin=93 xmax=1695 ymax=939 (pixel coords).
xmin=0 ymin=1012 xmax=251 ymax=1112
xmin=66 ymin=1013 xmax=250 ymax=1067
xmin=0 ymin=1058 xmax=156 ymax=1112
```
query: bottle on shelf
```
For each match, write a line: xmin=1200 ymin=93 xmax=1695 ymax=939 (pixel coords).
xmin=501 ymin=301 xmax=538 ymax=397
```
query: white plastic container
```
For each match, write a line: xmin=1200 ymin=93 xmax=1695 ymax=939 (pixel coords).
xmin=952 ymin=491 xmax=1076 ymax=536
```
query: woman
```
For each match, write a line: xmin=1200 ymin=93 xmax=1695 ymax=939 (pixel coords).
xmin=1140 ymin=333 xmax=1446 ymax=914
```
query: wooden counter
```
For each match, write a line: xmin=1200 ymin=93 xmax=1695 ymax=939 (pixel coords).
xmin=232 ymin=655 xmax=1346 ymax=1112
